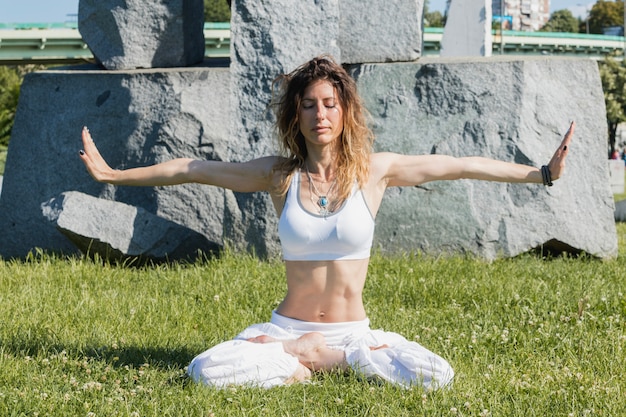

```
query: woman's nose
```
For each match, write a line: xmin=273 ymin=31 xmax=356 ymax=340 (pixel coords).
xmin=316 ymin=105 xmax=325 ymax=120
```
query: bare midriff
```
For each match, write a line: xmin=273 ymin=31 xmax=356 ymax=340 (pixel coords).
xmin=276 ymin=258 xmax=370 ymax=323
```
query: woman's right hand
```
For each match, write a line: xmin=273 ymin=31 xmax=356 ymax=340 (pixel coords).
xmin=78 ymin=126 xmax=116 ymax=183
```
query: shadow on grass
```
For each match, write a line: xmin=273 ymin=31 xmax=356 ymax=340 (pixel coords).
xmin=1 ymin=330 xmax=198 ymax=371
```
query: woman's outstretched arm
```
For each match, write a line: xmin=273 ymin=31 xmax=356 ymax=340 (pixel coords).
xmin=78 ymin=126 xmax=280 ymax=193
xmin=379 ymin=121 xmax=575 ymax=187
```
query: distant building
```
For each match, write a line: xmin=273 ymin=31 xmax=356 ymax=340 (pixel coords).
xmin=492 ymin=0 xmax=550 ymax=31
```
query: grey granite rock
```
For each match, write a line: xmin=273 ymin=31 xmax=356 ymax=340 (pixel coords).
xmin=339 ymin=0 xmax=424 ymax=63
xmin=441 ymin=0 xmax=492 ymax=57
xmin=78 ymin=0 xmax=205 ymax=69
xmin=42 ymin=191 xmax=218 ymax=263
xmin=0 ymin=64 xmax=235 ymax=259
xmin=0 ymin=1 xmax=618 ymax=261
xmin=350 ymin=56 xmax=617 ymax=259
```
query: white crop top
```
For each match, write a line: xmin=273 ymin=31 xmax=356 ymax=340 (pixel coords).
xmin=278 ymin=170 xmax=375 ymax=261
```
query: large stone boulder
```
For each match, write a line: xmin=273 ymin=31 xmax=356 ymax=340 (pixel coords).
xmin=351 ymin=56 xmax=617 ymax=259
xmin=0 ymin=57 xmax=617 ymax=261
xmin=42 ymin=191 xmax=218 ymax=263
xmin=0 ymin=64 xmax=253 ymax=259
xmin=0 ymin=0 xmax=618 ymax=261
xmin=230 ymin=0 xmax=341 ymax=161
xmin=338 ymin=0 xmax=424 ymax=64
xmin=78 ymin=0 xmax=205 ymax=70
xmin=441 ymin=0 xmax=492 ymax=57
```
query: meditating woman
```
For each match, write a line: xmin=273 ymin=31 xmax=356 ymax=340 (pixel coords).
xmin=79 ymin=55 xmax=574 ymax=389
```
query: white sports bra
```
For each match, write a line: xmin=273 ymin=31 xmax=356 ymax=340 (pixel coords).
xmin=278 ymin=170 xmax=375 ymax=261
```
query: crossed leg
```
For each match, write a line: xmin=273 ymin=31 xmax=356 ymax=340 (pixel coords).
xmin=247 ymin=332 xmax=389 ymax=383
xmin=248 ymin=332 xmax=346 ymax=373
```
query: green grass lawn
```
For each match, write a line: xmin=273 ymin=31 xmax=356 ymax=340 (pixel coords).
xmin=1 ymin=225 xmax=625 ymax=417
xmin=0 ymin=151 xmax=625 ymax=415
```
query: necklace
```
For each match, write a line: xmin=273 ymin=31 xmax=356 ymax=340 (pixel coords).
xmin=305 ymin=164 xmax=337 ymax=216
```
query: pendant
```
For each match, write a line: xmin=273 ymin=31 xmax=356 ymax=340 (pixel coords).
xmin=318 ymin=196 xmax=329 ymax=216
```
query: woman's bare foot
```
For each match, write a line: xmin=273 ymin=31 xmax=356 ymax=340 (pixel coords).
xmin=370 ymin=344 xmax=389 ymax=350
xmin=248 ymin=332 xmax=346 ymax=372
xmin=246 ymin=335 xmax=276 ymax=344
xmin=246 ymin=334 xmax=317 ymax=384
xmin=284 ymin=363 xmax=312 ymax=384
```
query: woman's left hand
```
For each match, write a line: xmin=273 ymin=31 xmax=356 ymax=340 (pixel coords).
xmin=547 ymin=121 xmax=575 ymax=181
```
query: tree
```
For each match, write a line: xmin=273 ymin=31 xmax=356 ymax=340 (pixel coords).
xmin=424 ymin=10 xmax=445 ymax=27
xmin=0 ymin=67 xmax=21 ymax=148
xmin=204 ymin=0 xmax=231 ymax=22
xmin=540 ymin=9 xmax=579 ymax=33
xmin=598 ymin=56 xmax=626 ymax=154
xmin=423 ymin=0 xmax=446 ymax=28
xmin=588 ymin=0 xmax=624 ymax=34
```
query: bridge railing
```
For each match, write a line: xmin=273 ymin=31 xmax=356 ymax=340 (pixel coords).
xmin=0 ymin=22 xmax=230 ymax=65
xmin=423 ymin=27 xmax=625 ymax=59
xmin=0 ymin=24 xmax=623 ymax=65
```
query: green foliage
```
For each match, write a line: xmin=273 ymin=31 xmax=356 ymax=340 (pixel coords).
xmin=204 ymin=0 xmax=231 ymax=22
xmin=1 ymin=240 xmax=625 ymax=416
xmin=588 ymin=0 xmax=624 ymax=34
xmin=424 ymin=10 xmax=445 ymax=28
xmin=0 ymin=67 xmax=21 ymax=148
xmin=599 ymin=56 xmax=626 ymax=153
xmin=540 ymin=9 xmax=580 ymax=33
xmin=423 ymin=0 xmax=446 ymax=27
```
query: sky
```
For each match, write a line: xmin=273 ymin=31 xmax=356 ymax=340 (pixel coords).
xmin=0 ymin=0 xmax=597 ymax=24
xmin=428 ymin=0 xmax=593 ymax=18
xmin=0 ymin=0 xmax=79 ymax=23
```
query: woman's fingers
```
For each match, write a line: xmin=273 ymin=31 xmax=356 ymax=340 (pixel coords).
xmin=78 ymin=126 xmax=113 ymax=182
xmin=548 ymin=121 xmax=575 ymax=181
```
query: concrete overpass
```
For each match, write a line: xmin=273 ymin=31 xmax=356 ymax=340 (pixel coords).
xmin=0 ymin=22 xmax=230 ymax=65
xmin=0 ymin=23 xmax=624 ymax=65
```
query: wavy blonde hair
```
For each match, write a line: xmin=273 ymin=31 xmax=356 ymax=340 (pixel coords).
xmin=270 ymin=55 xmax=374 ymax=202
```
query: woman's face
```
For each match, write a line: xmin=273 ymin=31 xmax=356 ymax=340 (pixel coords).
xmin=298 ymin=79 xmax=344 ymax=149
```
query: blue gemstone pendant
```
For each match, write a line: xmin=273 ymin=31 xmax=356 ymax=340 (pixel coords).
xmin=317 ymin=196 xmax=330 ymax=217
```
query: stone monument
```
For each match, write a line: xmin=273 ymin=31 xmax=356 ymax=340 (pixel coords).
xmin=0 ymin=0 xmax=618 ymax=262
xmin=441 ymin=0 xmax=493 ymax=57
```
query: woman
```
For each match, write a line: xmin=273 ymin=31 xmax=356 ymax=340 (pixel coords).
xmin=79 ymin=56 xmax=574 ymax=389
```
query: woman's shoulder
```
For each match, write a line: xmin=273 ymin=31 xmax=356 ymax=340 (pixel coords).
xmin=369 ymin=152 xmax=403 ymax=169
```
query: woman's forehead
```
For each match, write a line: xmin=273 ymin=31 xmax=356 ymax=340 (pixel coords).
xmin=302 ymin=80 xmax=336 ymax=99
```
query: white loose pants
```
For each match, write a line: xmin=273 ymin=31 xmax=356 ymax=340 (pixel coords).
xmin=187 ymin=311 xmax=454 ymax=389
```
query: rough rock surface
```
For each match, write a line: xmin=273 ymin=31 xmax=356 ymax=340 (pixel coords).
xmin=0 ymin=0 xmax=618 ymax=261
xmin=43 ymin=191 xmax=218 ymax=263
xmin=0 ymin=57 xmax=617 ymax=260
xmin=78 ymin=0 xmax=205 ymax=69
xmin=441 ymin=0 xmax=492 ymax=57
xmin=0 ymin=64 xmax=237 ymax=259
xmin=339 ymin=0 xmax=423 ymax=63
xmin=350 ymin=56 xmax=617 ymax=259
